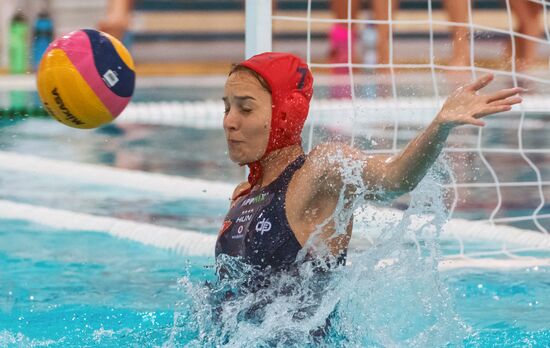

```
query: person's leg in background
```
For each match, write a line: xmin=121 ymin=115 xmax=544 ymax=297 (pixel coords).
xmin=372 ymin=0 xmax=399 ymax=67
xmin=328 ymin=0 xmax=361 ymax=66
xmin=443 ymin=0 xmax=471 ymax=67
xmin=509 ymin=0 xmax=542 ymax=71
xmin=327 ymin=0 xmax=361 ymax=98
xmin=98 ymin=0 xmax=134 ymax=43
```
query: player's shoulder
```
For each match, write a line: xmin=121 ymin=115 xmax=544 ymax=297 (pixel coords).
xmin=297 ymin=142 xmax=353 ymax=191
xmin=305 ymin=142 xmax=358 ymax=170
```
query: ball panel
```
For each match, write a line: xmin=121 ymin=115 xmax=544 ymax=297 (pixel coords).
xmin=52 ymin=30 xmax=131 ymax=117
xmin=37 ymin=48 xmax=114 ymax=129
xmin=102 ymin=31 xmax=135 ymax=71
xmin=82 ymin=29 xmax=135 ymax=99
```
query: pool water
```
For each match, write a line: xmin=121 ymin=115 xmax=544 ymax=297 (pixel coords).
xmin=1 ymin=118 xmax=549 ymax=346
xmin=0 ymin=220 xmax=212 ymax=347
xmin=1 ymin=219 xmax=549 ymax=347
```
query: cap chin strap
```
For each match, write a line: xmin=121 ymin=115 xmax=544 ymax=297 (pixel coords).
xmin=236 ymin=140 xmax=298 ymax=200
xmin=244 ymin=145 xmax=271 ymax=195
xmin=232 ymin=158 xmax=262 ymax=200
xmin=246 ymin=161 xmax=263 ymax=190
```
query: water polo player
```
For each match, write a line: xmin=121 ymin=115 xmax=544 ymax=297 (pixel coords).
xmin=214 ymin=52 xmax=522 ymax=337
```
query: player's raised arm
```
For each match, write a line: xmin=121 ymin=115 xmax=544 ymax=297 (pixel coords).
xmin=365 ymin=74 xmax=524 ymax=195
xmin=310 ymin=74 xmax=524 ymax=200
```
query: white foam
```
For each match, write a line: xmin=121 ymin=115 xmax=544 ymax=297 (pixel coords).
xmin=1 ymin=199 xmax=549 ymax=270
xmin=366 ymin=256 xmax=550 ymax=271
xmin=1 ymin=151 xmax=548 ymax=254
xmin=0 ymin=199 xmax=215 ymax=256
xmin=354 ymin=206 xmax=550 ymax=249
xmin=0 ymin=151 xmax=235 ymax=200
xmin=438 ymin=257 xmax=550 ymax=271
xmin=114 ymin=97 xmax=550 ymax=130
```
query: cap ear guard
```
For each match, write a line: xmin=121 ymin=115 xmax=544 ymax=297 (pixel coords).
xmin=276 ymin=90 xmax=310 ymax=144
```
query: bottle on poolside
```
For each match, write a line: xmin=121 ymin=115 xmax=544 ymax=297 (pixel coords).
xmin=32 ymin=5 xmax=54 ymax=71
xmin=9 ymin=10 xmax=30 ymax=74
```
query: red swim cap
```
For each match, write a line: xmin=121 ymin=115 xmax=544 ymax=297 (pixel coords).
xmin=238 ymin=52 xmax=314 ymax=189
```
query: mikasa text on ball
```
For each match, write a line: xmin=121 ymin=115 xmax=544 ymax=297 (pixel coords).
xmin=37 ymin=29 xmax=135 ymax=129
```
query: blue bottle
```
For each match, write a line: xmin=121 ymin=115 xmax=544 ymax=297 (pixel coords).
xmin=32 ymin=8 xmax=53 ymax=70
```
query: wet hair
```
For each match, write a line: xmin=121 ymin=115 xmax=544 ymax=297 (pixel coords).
xmin=229 ymin=64 xmax=271 ymax=94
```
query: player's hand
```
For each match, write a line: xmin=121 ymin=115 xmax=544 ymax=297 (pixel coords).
xmin=435 ymin=74 xmax=524 ymax=128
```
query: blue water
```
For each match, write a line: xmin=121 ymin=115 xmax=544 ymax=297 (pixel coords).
xmin=0 ymin=220 xmax=213 ymax=347
xmin=1 ymin=219 xmax=549 ymax=347
xmin=1 ymin=117 xmax=550 ymax=346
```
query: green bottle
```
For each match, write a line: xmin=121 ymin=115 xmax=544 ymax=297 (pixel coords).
xmin=9 ymin=11 xmax=29 ymax=74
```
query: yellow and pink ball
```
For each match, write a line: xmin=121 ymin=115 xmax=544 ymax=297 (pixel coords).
xmin=37 ymin=29 xmax=135 ymax=129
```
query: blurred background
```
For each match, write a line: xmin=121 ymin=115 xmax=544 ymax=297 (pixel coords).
xmin=1 ymin=0 xmax=549 ymax=76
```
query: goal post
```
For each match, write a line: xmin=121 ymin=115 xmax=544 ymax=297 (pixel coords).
xmin=245 ymin=0 xmax=273 ymax=59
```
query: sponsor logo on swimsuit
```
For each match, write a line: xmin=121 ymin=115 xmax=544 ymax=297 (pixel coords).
xmin=231 ymin=225 xmax=245 ymax=239
xmin=236 ymin=214 xmax=252 ymax=223
xmin=255 ymin=218 xmax=272 ymax=236
xmin=241 ymin=193 xmax=269 ymax=207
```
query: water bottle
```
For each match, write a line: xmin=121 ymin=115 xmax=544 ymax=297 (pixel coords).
xmin=362 ymin=24 xmax=378 ymax=67
xmin=9 ymin=10 xmax=29 ymax=74
xmin=32 ymin=8 xmax=54 ymax=70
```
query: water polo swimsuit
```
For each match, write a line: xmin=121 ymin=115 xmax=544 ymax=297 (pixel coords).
xmin=216 ymin=154 xmax=347 ymax=278
xmin=215 ymin=153 xmax=349 ymax=341
xmin=214 ymin=53 xmax=340 ymax=341
xmin=215 ymin=155 xmax=307 ymax=273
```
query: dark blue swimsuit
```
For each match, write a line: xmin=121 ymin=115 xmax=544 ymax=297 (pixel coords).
xmin=214 ymin=155 xmax=345 ymax=341
xmin=215 ymin=155 xmax=306 ymax=273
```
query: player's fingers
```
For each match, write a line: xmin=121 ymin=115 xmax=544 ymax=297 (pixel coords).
xmin=489 ymin=95 xmax=522 ymax=107
xmin=466 ymin=74 xmax=494 ymax=92
xmin=475 ymin=105 xmax=512 ymax=118
xmin=486 ymin=87 xmax=524 ymax=103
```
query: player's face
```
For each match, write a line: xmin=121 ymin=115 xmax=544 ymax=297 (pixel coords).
xmin=223 ymin=71 xmax=272 ymax=164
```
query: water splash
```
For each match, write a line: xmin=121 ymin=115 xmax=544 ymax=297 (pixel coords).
xmin=167 ymin=155 xmax=471 ymax=347
xmin=0 ymin=330 xmax=60 ymax=347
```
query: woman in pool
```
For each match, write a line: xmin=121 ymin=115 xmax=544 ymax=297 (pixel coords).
xmin=211 ymin=52 xmax=522 ymax=342
xmin=216 ymin=52 xmax=522 ymax=277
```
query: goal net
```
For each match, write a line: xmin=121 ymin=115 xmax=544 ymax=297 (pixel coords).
xmin=254 ymin=0 xmax=550 ymax=266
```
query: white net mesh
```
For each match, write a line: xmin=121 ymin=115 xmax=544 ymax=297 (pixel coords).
xmin=269 ymin=0 xmax=550 ymax=263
